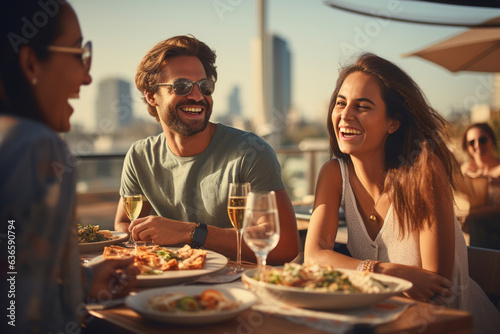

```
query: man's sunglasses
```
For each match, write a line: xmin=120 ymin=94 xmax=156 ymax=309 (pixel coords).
xmin=47 ymin=41 xmax=92 ymax=72
xmin=468 ymin=136 xmax=488 ymax=147
xmin=156 ymin=78 xmax=215 ymax=96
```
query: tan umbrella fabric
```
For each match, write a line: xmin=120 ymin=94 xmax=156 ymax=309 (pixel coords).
xmin=403 ymin=27 xmax=500 ymax=73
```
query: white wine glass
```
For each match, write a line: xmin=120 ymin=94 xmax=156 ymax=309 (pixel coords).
xmin=227 ymin=182 xmax=251 ymax=273
xmin=122 ymin=194 xmax=143 ymax=248
xmin=242 ymin=191 xmax=280 ymax=277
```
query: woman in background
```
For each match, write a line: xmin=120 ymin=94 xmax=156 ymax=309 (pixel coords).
xmin=461 ymin=122 xmax=500 ymax=206
xmin=458 ymin=123 xmax=500 ymax=249
xmin=0 ymin=1 xmax=138 ymax=332
xmin=304 ymin=53 xmax=500 ymax=334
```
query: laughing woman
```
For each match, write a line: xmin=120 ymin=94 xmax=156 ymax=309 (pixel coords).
xmin=304 ymin=53 xmax=500 ymax=334
xmin=0 ymin=1 xmax=138 ymax=332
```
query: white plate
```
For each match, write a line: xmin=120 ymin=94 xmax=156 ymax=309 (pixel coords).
xmin=79 ymin=231 xmax=128 ymax=253
xmin=125 ymin=286 xmax=257 ymax=325
xmin=88 ymin=248 xmax=228 ymax=287
xmin=242 ymin=268 xmax=412 ymax=310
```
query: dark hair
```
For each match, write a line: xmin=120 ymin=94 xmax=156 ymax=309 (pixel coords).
xmin=135 ymin=35 xmax=217 ymax=122
xmin=0 ymin=0 xmax=69 ymax=121
xmin=461 ymin=122 xmax=497 ymax=152
xmin=327 ymin=53 xmax=459 ymax=236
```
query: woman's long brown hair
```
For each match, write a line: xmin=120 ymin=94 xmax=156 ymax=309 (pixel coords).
xmin=327 ymin=53 xmax=460 ymax=237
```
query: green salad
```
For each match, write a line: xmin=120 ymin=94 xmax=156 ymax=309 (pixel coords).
xmin=256 ymin=263 xmax=389 ymax=293
xmin=77 ymin=224 xmax=112 ymax=243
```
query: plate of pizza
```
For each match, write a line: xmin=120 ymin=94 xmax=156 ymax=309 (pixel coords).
xmin=88 ymin=244 xmax=228 ymax=287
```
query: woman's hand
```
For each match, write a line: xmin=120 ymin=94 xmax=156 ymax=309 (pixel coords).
xmin=462 ymin=169 xmax=484 ymax=178
xmin=87 ymin=257 xmax=140 ymax=299
xmin=379 ymin=262 xmax=452 ymax=303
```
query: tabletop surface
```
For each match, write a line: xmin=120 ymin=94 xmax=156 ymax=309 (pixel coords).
xmin=86 ymin=296 xmax=472 ymax=334
xmin=82 ymin=254 xmax=473 ymax=334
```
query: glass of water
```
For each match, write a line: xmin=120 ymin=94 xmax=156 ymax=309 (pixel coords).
xmin=242 ymin=191 xmax=280 ymax=277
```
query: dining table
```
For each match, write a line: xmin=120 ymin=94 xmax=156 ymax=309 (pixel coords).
xmin=81 ymin=251 xmax=473 ymax=334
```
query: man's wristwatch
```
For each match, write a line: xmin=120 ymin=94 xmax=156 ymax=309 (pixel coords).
xmin=190 ymin=223 xmax=208 ymax=249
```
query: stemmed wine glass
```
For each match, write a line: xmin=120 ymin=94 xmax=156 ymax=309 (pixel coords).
xmin=122 ymin=194 xmax=143 ymax=248
xmin=242 ymin=191 xmax=280 ymax=277
xmin=227 ymin=183 xmax=251 ymax=273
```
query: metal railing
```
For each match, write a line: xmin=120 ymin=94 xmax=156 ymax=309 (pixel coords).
xmin=75 ymin=147 xmax=330 ymax=200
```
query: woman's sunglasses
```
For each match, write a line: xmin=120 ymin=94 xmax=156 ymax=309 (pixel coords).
xmin=47 ymin=41 xmax=92 ymax=72
xmin=156 ymin=78 xmax=215 ymax=96
xmin=468 ymin=136 xmax=488 ymax=147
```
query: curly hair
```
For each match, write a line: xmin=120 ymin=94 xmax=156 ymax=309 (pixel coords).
xmin=135 ymin=35 xmax=217 ymax=122
xmin=327 ymin=53 xmax=460 ymax=237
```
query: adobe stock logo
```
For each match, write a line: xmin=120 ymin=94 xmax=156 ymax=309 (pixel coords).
xmin=339 ymin=0 xmax=404 ymax=59
xmin=7 ymin=0 xmax=66 ymax=53
xmin=213 ymin=0 xmax=244 ymax=21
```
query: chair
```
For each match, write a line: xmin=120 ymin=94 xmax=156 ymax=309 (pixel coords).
xmin=467 ymin=246 xmax=500 ymax=310
xmin=467 ymin=213 xmax=500 ymax=250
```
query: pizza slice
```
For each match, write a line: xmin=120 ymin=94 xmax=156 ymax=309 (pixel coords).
xmin=102 ymin=244 xmax=207 ymax=273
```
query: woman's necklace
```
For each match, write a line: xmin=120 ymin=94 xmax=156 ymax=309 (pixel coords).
xmin=369 ymin=192 xmax=384 ymax=222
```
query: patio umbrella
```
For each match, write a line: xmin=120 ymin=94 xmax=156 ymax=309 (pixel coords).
xmin=403 ymin=26 xmax=500 ymax=73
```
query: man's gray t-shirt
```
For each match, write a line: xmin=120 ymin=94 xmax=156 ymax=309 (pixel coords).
xmin=120 ymin=123 xmax=285 ymax=228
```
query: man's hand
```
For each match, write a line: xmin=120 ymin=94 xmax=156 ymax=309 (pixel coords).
xmin=129 ymin=215 xmax=195 ymax=246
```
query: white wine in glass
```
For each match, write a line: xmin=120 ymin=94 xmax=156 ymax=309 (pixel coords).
xmin=242 ymin=191 xmax=280 ymax=277
xmin=123 ymin=194 xmax=143 ymax=248
xmin=228 ymin=196 xmax=246 ymax=229
xmin=227 ymin=183 xmax=251 ymax=272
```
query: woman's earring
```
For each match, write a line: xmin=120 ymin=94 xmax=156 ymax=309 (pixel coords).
xmin=31 ymin=78 xmax=38 ymax=85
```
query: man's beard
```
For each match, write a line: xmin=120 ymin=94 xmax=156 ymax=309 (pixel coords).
xmin=164 ymin=99 xmax=212 ymax=136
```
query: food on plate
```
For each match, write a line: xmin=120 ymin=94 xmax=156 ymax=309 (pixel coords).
xmin=147 ymin=289 xmax=241 ymax=312
xmin=254 ymin=263 xmax=389 ymax=293
xmin=77 ymin=224 xmax=113 ymax=243
xmin=103 ymin=244 xmax=207 ymax=275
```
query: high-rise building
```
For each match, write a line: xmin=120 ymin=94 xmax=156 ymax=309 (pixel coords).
xmin=272 ymin=35 xmax=292 ymax=133
xmin=252 ymin=0 xmax=292 ymax=146
xmin=251 ymin=34 xmax=292 ymax=145
xmin=95 ymin=78 xmax=133 ymax=131
xmin=228 ymin=85 xmax=242 ymax=116
xmin=216 ymin=84 xmax=249 ymax=130
xmin=252 ymin=35 xmax=272 ymax=138
xmin=252 ymin=0 xmax=272 ymax=139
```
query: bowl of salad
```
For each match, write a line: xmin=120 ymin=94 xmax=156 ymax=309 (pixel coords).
xmin=77 ymin=224 xmax=128 ymax=253
xmin=242 ymin=263 xmax=412 ymax=310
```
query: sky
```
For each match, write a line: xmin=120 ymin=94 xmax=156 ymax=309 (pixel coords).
xmin=68 ymin=0 xmax=500 ymax=131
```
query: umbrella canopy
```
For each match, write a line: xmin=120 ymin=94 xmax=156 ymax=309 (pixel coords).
xmin=403 ymin=27 xmax=500 ymax=73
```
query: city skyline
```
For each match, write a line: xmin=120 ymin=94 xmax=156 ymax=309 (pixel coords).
xmin=95 ymin=78 xmax=133 ymax=129
xmin=68 ymin=0 xmax=500 ymax=132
